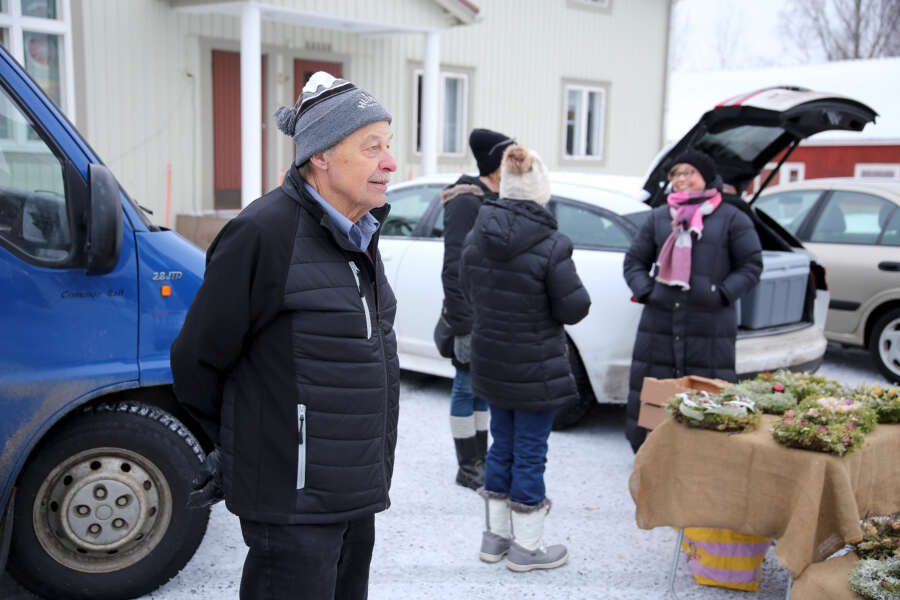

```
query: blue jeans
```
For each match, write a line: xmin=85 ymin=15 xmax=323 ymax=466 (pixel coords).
xmin=484 ymin=405 xmax=555 ymax=505
xmin=450 ymin=369 xmax=487 ymax=417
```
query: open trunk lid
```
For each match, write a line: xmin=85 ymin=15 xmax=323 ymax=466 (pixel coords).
xmin=644 ymin=87 xmax=877 ymax=207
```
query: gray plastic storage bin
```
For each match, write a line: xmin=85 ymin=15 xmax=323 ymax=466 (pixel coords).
xmin=739 ymin=250 xmax=810 ymax=329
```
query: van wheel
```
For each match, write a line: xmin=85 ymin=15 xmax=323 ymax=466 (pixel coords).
xmin=8 ymin=402 xmax=210 ymax=600
xmin=871 ymin=308 xmax=900 ymax=383
xmin=552 ymin=339 xmax=596 ymax=430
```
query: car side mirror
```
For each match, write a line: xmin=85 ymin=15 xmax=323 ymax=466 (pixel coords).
xmin=85 ymin=163 xmax=122 ymax=275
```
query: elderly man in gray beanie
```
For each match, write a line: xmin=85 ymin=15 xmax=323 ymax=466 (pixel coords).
xmin=171 ymin=71 xmax=399 ymax=600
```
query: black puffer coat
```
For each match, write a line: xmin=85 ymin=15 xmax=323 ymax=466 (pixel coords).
xmin=623 ymin=201 xmax=762 ymax=451
xmin=171 ymin=167 xmax=399 ymax=524
xmin=437 ymin=175 xmax=496 ymax=367
xmin=460 ymin=198 xmax=591 ymax=411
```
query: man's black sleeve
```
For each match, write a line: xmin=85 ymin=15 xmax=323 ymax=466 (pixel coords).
xmin=170 ymin=217 xmax=265 ymax=446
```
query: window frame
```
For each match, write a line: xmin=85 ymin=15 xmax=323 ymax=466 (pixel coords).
xmin=549 ymin=196 xmax=635 ymax=252
xmin=754 ymin=189 xmax=825 ymax=238
xmin=0 ymin=0 xmax=74 ymax=122
xmin=411 ymin=66 xmax=470 ymax=160
xmin=781 ymin=161 xmax=805 ymax=183
xmin=383 ymin=183 xmax=444 ymax=240
xmin=805 ymin=189 xmax=897 ymax=246
xmin=854 ymin=163 xmax=900 ymax=179
xmin=0 ymin=74 xmax=79 ymax=267
xmin=559 ymin=79 xmax=609 ymax=166
xmin=567 ymin=0 xmax=612 ymax=13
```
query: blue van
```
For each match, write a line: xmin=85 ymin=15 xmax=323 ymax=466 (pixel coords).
xmin=0 ymin=46 xmax=209 ymax=599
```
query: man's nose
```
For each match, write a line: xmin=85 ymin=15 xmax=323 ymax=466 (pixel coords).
xmin=380 ymin=150 xmax=397 ymax=173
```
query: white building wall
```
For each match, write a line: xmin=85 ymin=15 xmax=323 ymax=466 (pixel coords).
xmin=397 ymin=0 xmax=670 ymax=178
xmin=70 ymin=0 xmax=668 ymax=224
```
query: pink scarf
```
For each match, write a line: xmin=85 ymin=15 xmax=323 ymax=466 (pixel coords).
xmin=654 ymin=189 xmax=722 ymax=290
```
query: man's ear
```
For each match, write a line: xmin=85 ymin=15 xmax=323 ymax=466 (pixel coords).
xmin=309 ymin=151 xmax=329 ymax=171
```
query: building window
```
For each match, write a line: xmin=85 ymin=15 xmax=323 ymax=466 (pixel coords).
xmin=0 ymin=0 xmax=73 ymax=122
xmin=567 ymin=0 xmax=612 ymax=12
xmin=414 ymin=69 xmax=468 ymax=156
xmin=562 ymin=81 xmax=607 ymax=161
xmin=782 ymin=162 xmax=805 ymax=183
xmin=854 ymin=163 xmax=900 ymax=179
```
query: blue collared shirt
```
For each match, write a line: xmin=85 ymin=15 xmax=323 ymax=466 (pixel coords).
xmin=304 ymin=183 xmax=380 ymax=252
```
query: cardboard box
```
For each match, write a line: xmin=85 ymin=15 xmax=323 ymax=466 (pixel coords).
xmin=638 ymin=375 xmax=730 ymax=430
xmin=175 ymin=212 xmax=237 ymax=251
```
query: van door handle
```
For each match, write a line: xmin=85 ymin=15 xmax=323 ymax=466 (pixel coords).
xmin=878 ymin=261 xmax=900 ymax=272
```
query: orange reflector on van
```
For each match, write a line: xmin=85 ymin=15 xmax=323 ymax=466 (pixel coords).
xmin=161 ymin=285 xmax=172 ymax=297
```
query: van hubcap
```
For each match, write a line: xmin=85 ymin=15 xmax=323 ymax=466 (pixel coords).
xmin=33 ymin=447 xmax=172 ymax=573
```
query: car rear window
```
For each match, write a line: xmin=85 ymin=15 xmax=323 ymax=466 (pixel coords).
xmin=698 ymin=125 xmax=784 ymax=163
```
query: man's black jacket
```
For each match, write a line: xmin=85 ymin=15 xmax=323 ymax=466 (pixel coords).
xmin=171 ymin=167 xmax=400 ymax=524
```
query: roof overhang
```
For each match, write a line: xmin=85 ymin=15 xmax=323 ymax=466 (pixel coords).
xmin=171 ymin=1 xmax=479 ymax=34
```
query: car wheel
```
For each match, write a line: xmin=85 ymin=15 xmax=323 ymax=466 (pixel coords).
xmin=8 ymin=402 xmax=210 ymax=600
xmin=552 ymin=338 xmax=596 ymax=430
xmin=870 ymin=308 xmax=900 ymax=383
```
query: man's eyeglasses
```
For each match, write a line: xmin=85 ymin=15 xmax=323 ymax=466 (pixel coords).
xmin=668 ymin=168 xmax=698 ymax=180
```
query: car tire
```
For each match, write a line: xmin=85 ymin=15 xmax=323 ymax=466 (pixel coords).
xmin=870 ymin=308 xmax=900 ymax=383
xmin=552 ymin=339 xmax=596 ymax=430
xmin=8 ymin=401 xmax=210 ymax=600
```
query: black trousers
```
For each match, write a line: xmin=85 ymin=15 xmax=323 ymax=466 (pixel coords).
xmin=238 ymin=514 xmax=375 ymax=600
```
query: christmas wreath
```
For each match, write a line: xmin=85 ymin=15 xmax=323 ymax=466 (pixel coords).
xmin=848 ymin=557 xmax=900 ymax=600
xmin=857 ymin=515 xmax=900 ymax=560
xmin=754 ymin=370 xmax=848 ymax=402
xmin=771 ymin=397 xmax=874 ymax=456
xmin=666 ymin=390 xmax=760 ymax=432
xmin=725 ymin=380 xmax=797 ymax=415
xmin=852 ymin=385 xmax=900 ymax=424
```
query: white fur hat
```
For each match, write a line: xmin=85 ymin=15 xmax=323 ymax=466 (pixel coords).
xmin=499 ymin=145 xmax=550 ymax=207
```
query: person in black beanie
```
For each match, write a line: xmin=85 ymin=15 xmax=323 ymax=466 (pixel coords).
xmin=433 ymin=127 xmax=514 ymax=490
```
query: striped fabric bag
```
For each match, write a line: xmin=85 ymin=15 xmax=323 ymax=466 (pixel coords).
xmin=681 ymin=528 xmax=771 ymax=592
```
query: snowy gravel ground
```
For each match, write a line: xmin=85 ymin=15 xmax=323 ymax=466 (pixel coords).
xmin=1 ymin=342 xmax=892 ymax=599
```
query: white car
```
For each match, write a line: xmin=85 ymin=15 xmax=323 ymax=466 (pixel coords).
xmin=382 ymin=86 xmax=876 ymax=427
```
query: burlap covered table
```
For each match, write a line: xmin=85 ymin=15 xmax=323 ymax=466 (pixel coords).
xmin=629 ymin=415 xmax=900 ymax=578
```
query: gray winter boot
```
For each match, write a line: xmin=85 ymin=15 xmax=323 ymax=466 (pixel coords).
xmin=507 ymin=498 xmax=569 ymax=572
xmin=478 ymin=488 xmax=511 ymax=562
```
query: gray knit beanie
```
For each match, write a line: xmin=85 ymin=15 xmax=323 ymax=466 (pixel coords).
xmin=275 ymin=72 xmax=392 ymax=166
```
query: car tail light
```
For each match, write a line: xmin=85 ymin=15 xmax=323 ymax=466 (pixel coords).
xmin=810 ymin=262 xmax=828 ymax=291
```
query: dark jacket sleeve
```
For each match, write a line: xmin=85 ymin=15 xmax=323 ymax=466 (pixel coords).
xmin=719 ymin=209 xmax=763 ymax=305
xmin=441 ymin=193 xmax=483 ymax=335
xmin=546 ymin=234 xmax=591 ymax=325
xmin=170 ymin=217 xmax=275 ymax=446
xmin=623 ymin=209 xmax=660 ymax=303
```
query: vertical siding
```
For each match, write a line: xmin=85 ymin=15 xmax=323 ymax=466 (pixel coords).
xmin=72 ymin=0 xmax=668 ymax=222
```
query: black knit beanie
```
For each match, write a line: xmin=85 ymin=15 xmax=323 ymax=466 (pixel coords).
xmin=671 ymin=149 xmax=717 ymax=188
xmin=469 ymin=128 xmax=514 ymax=176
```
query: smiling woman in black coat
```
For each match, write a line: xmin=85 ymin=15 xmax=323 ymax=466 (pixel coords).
xmin=623 ymin=150 xmax=762 ymax=452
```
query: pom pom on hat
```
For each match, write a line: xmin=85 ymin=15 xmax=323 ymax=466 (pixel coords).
xmin=499 ymin=145 xmax=550 ymax=207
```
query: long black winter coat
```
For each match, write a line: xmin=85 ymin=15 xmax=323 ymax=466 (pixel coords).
xmin=437 ymin=175 xmax=496 ymax=368
xmin=171 ymin=167 xmax=400 ymax=524
xmin=460 ymin=198 xmax=591 ymax=411
xmin=623 ymin=201 xmax=762 ymax=451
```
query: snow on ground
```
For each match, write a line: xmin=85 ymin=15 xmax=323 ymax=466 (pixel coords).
xmin=1 ymin=344 xmax=890 ymax=599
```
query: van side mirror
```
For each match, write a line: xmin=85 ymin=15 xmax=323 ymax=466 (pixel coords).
xmin=85 ymin=164 xmax=122 ymax=275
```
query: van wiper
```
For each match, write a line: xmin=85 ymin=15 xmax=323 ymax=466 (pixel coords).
xmin=138 ymin=203 xmax=154 ymax=215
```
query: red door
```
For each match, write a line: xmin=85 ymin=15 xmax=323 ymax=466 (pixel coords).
xmin=212 ymin=50 xmax=267 ymax=209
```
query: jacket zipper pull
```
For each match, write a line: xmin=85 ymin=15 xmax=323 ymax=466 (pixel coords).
xmin=349 ymin=261 xmax=362 ymax=294
xmin=297 ymin=405 xmax=305 ymax=444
